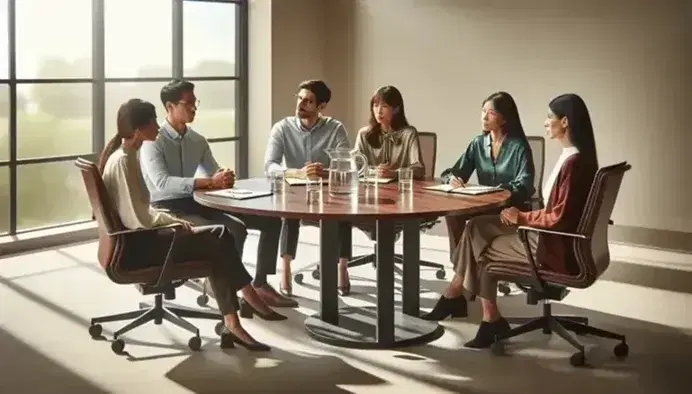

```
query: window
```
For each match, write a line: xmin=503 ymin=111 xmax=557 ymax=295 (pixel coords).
xmin=1 ymin=0 xmax=248 ymax=236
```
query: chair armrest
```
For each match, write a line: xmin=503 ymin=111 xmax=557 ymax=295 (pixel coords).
xmin=517 ymin=226 xmax=589 ymax=239
xmin=107 ymin=223 xmax=182 ymax=237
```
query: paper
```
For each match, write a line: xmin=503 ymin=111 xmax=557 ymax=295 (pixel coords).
xmin=361 ymin=177 xmax=395 ymax=184
xmin=205 ymin=188 xmax=272 ymax=200
xmin=423 ymin=184 xmax=503 ymax=195
xmin=284 ymin=177 xmax=328 ymax=186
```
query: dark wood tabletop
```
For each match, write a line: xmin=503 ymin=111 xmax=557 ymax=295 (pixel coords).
xmin=193 ymin=177 xmax=511 ymax=221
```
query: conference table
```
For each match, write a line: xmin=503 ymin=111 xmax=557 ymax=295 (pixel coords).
xmin=194 ymin=178 xmax=510 ymax=349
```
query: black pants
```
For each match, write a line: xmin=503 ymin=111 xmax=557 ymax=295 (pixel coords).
xmin=280 ymin=219 xmax=352 ymax=260
xmin=121 ymin=225 xmax=252 ymax=315
xmin=152 ymin=198 xmax=282 ymax=286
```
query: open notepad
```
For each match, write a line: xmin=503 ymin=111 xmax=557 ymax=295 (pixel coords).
xmin=423 ymin=184 xmax=504 ymax=196
xmin=284 ymin=177 xmax=328 ymax=186
xmin=205 ymin=188 xmax=273 ymax=200
xmin=361 ymin=177 xmax=395 ymax=184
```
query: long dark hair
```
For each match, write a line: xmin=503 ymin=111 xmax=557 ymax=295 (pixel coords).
xmin=548 ymin=93 xmax=599 ymax=171
xmin=365 ymin=85 xmax=410 ymax=148
xmin=98 ymin=99 xmax=157 ymax=173
xmin=482 ymin=91 xmax=528 ymax=142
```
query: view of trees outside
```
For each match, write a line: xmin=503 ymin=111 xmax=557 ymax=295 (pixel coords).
xmin=0 ymin=0 xmax=240 ymax=234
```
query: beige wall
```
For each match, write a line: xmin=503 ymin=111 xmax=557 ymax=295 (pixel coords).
xmin=250 ymin=0 xmax=692 ymax=239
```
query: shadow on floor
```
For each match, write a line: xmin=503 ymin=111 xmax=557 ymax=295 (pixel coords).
xmin=0 ymin=327 xmax=110 ymax=393
xmin=165 ymin=347 xmax=386 ymax=394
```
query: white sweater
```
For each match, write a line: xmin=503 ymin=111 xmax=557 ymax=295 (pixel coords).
xmin=101 ymin=146 xmax=179 ymax=229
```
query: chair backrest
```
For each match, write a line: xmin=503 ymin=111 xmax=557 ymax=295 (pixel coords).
xmin=573 ymin=161 xmax=631 ymax=286
xmin=417 ymin=131 xmax=437 ymax=180
xmin=75 ymin=158 xmax=124 ymax=273
xmin=526 ymin=136 xmax=545 ymax=203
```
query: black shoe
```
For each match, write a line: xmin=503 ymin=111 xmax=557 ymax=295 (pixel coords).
xmin=239 ymin=298 xmax=288 ymax=321
xmin=464 ymin=318 xmax=511 ymax=349
xmin=220 ymin=326 xmax=271 ymax=352
xmin=420 ymin=294 xmax=468 ymax=321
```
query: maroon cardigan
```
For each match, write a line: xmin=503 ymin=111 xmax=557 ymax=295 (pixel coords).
xmin=517 ymin=153 xmax=596 ymax=274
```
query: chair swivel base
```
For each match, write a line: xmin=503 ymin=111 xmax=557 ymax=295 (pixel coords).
xmin=490 ymin=304 xmax=629 ymax=367
xmin=88 ymin=293 xmax=224 ymax=355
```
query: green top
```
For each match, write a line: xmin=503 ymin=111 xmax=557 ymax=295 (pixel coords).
xmin=441 ymin=133 xmax=535 ymax=208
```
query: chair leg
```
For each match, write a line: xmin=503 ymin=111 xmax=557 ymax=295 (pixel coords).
xmin=555 ymin=315 xmax=589 ymax=326
xmin=549 ymin=318 xmax=585 ymax=354
xmin=168 ymin=307 xmax=223 ymax=321
xmin=162 ymin=307 xmax=200 ymax=336
xmin=505 ymin=317 xmax=538 ymax=325
xmin=419 ymin=260 xmax=445 ymax=269
xmin=495 ymin=316 xmax=548 ymax=341
xmin=92 ymin=308 xmax=150 ymax=325
xmin=347 ymin=253 xmax=376 ymax=268
xmin=557 ymin=318 xmax=625 ymax=341
xmin=112 ymin=308 xmax=158 ymax=339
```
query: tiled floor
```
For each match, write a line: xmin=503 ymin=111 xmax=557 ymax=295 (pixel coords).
xmin=1 ymin=227 xmax=691 ymax=394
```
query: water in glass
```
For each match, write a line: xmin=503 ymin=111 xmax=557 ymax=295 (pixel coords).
xmin=325 ymin=148 xmax=368 ymax=197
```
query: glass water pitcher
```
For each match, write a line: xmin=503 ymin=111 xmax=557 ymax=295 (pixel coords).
xmin=325 ymin=148 xmax=368 ymax=197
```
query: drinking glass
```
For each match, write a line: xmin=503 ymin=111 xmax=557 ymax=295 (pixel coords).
xmin=305 ymin=176 xmax=322 ymax=204
xmin=269 ymin=169 xmax=284 ymax=193
xmin=398 ymin=167 xmax=413 ymax=193
xmin=365 ymin=166 xmax=379 ymax=190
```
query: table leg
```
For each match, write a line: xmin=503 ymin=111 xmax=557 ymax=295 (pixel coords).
xmin=375 ymin=219 xmax=395 ymax=346
xmin=402 ymin=219 xmax=421 ymax=316
xmin=319 ymin=219 xmax=339 ymax=325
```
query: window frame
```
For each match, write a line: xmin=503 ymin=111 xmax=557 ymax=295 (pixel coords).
xmin=0 ymin=0 xmax=248 ymax=235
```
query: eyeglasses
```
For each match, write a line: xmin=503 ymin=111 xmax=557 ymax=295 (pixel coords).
xmin=177 ymin=99 xmax=200 ymax=109
xmin=294 ymin=94 xmax=314 ymax=106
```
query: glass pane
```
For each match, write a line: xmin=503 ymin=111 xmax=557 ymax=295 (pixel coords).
xmin=183 ymin=1 xmax=237 ymax=77
xmin=16 ymin=0 xmax=92 ymax=79
xmin=104 ymin=82 xmax=165 ymax=140
xmin=17 ymin=83 xmax=92 ymax=159
xmin=104 ymin=0 xmax=172 ymax=78
xmin=0 ymin=166 xmax=9 ymax=234
xmin=0 ymin=0 xmax=8 ymax=79
xmin=17 ymin=161 xmax=92 ymax=231
xmin=208 ymin=141 xmax=237 ymax=170
xmin=190 ymin=80 xmax=236 ymax=138
xmin=0 ymin=84 xmax=8 ymax=161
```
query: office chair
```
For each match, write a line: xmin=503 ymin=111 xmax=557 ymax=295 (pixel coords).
xmin=76 ymin=158 xmax=225 ymax=355
xmin=498 ymin=135 xmax=546 ymax=296
xmin=487 ymin=162 xmax=631 ymax=367
xmin=294 ymin=131 xmax=447 ymax=286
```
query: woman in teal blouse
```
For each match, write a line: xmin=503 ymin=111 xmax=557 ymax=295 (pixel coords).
xmin=441 ymin=91 xmax=535 ymax=260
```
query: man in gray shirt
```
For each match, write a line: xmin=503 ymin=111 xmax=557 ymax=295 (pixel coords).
xmin=264 ymin=80 xmax=354 ymax=297
xmin=140 ymin=79 xmax=295 ymax=308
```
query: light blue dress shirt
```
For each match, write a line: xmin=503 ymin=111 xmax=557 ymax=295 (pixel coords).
xmin=263 ymin=116 xmax=350 ymax=175
xmin=139 ymin=120 xmax=220 ymax=203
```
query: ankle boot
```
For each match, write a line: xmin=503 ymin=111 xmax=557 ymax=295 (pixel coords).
xmin=464 ymin=318 xmax=511 ymax=349
xmin=420 ymin=294 xmax=468 ymax=321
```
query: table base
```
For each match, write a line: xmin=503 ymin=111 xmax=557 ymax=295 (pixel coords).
xmin=304 ymin=306 xmax=444 ymax=349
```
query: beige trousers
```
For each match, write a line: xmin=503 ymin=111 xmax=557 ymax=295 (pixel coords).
xmin=452 ymin=214 xmax=538 ymax=301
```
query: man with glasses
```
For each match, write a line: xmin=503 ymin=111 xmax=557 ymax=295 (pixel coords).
xmin=263 ymin=79 xmax=352 ymax=298
xmin=139 ymin=79 xmax=294 ymax=308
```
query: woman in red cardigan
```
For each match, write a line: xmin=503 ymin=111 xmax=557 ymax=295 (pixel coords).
xmin=422 ymin=93 xmax=599 ymax=349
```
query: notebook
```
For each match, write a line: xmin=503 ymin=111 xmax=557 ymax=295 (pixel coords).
xmin=361 ymin=177 xmax=395 ymax=184
xmin=284 ymin=177 xmax=328 ymax=186
xmin=205 ymin=188 xmax=273 ymax=200
xmin=423 ymin=184 xmax=504 ymax=196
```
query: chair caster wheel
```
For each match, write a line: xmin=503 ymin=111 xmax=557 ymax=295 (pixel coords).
xmin=490 ymin=341 xmax=505 ymax=356
xmin=614 ymin=342 xmax=629 ymax=359
xmin=215 ymin=322 xmax=225 ymax=336
xmin=188 ymin=336 xmax=202 ymax=351
xmin=435 ymin=269 xmax=446 ymax=279
xmin=498 ymin=283 xmax=512 ymax=296
xmin=294 ymin=273 xmax=304 ymax=284
xmin=197 ymin=294 xmax=209 ymax=307
xmin=89 ymin=324 xmax=102 ymax=338
xmin=111 ymin=339 xmax=125 ymax=354
xmin=311 ymin=269 xmax=321 ymax=280
xmin=569 ymin=352 xmax=586 ymax=367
